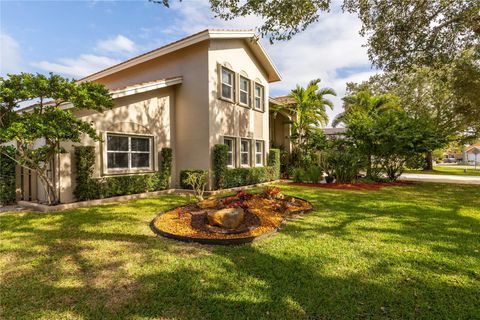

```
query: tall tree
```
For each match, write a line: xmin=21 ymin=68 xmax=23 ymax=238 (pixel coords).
xmin=0 ymin=73 xmax=114 ymax=204
xmin=335 ymin=90 xmax=400 ymax=176
xmin=342 ymin=0 xmax=480 ymax=71
xmin=346 ymin=60 xmax=479 ymax=169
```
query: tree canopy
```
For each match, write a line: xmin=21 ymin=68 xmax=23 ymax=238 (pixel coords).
xmin=156 ymin=0 xmax=479 ymax=70
xmin=0 ymin=73 xmax=114 ymax=204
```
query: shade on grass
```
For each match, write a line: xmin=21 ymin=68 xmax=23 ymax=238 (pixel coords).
xmin=1 ymin=183 xmax=479 ymax=319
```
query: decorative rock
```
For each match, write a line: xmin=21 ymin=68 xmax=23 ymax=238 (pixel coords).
xmin=198 ymin=197 xmax=219 ymax=209
xmin=207 ymin=207 xmax=245 ymax=229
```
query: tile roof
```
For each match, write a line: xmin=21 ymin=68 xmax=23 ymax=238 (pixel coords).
xmin=323 ymin=128 xmax=347 ymax=135
xmin=270 ymin=96 xmax=296 ymax=105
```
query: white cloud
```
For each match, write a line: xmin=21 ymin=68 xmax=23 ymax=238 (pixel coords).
xmin=0 ymin=32 xmax=22 ymax=76
xmin=31 ymin=54 xmax=120 ymax=78
xmin=164 ymin=1 xmax=380 ymax=125
xmin=96 ymin=34 xmax=136 ymax=54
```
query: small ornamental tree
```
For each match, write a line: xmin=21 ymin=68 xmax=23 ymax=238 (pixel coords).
xmin=0 ymin=73 xmax=114 ymax=205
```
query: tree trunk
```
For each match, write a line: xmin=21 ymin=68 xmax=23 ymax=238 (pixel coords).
xmin=424 ymin=151 xmax=433 ymax=170
xmin=366 ymin=154 xmax=372 ymax=178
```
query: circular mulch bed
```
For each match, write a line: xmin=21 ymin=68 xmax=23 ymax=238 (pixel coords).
xmin=288 ymin=181 xmax=415 ymax=191
xmin=150 ymin=194 xmax=313 ymax=245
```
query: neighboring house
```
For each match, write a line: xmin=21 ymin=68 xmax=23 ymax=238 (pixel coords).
xmin=323 ymin=127 xmax=347 ymax=139
xmin=464 ymin=143 xmax=480 ymax=164
xmin=16 ymin=29 xmax=281 ymax=204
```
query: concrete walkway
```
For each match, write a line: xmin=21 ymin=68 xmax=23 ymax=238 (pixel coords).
xmin=399 ymin=173 xmax=480 ymax=185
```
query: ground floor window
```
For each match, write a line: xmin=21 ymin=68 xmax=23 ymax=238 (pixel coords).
xmin=255 ymin=141 xmax=264 ymax=166
xmin=224 ymin=137 xmax=236 ymax=167
xmin=240 ymin=139 xmax=250 ymax=166
xmin=106 ymin=133 xmax=153 ymax=172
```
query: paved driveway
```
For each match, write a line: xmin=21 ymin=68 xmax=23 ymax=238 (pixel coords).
xmin=399 ymin=173 xmax=480 ymax=185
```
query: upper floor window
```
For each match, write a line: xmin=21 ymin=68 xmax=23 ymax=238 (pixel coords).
xmin=254 ymin=83 xmax=264 ymax=111
xmin=224 ymin=137 xmax=236 ymax=167
xmin=239 ymin=76 xmax=250 ymax=107
xmin=106 ymin=133 xmax=152 ymax=172
xmin=240 ymin=139 xmax=250 ymax=166
xmin=221 ymin=67 xmax=234 ymax=101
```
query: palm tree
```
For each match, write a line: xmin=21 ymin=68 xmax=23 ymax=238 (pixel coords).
xmin=332 ymin=90 xmax=399 ymax=127
xmin=276 ymin=79 xmax=336 ymax=152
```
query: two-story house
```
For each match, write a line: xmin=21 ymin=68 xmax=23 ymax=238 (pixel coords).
xmin=16 ymin=29 xmax=282 ymax=203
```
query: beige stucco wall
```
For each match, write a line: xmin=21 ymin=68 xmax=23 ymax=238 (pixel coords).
xmin=56 ymin=88 xmax=174 ymax=203
xmin=93 ymin=41 xmax=211 ymax=187
xmin=208 ymin=38 xmax=270 ymax=168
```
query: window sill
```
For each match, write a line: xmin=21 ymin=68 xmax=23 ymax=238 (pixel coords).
xmin=238 ymin=103 xmax=251 ymax=109
xmin=102 ymin=169 xmax=155 ymax=176
xmin=218 ymin=96 xmax=235 ymax=104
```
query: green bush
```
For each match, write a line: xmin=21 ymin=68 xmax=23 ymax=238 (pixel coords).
xmin=0 ymin=146 xmax=17 ymax=205
xmin=291 ymin=167 xmax=306 ymax=183
xmin=327 ymin=151 xmax=364 ymax=183
xmin=213 ymin=144 xmax=228 ymax=189
xmin=224 ymin=166 xmax=274 ymax=188
xmin=99 ymin=173 xmax=167 ymax=198
xmin=291 ymin=165 xmax=323 ymax=183
xmin=73 ymin=146 xmax=101 ymax=201
xmin=74 ymin=146 xmax=171 ymax=201
xmin=160 ymin=148 xmax=172 ymax=187
xmin=305 ymin=166 xmax=323 ymax=183
xmin=180 ymin=169 xmax=208 ymax=189
xmin=268 ymin=148 xmax=281 ymax=179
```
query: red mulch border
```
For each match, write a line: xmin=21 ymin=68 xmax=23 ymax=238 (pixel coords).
xmin=287 ymin=181 xmax=415 ymax=191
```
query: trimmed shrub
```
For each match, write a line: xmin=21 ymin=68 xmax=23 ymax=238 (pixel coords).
xmin=213 ymin=144 xmax=228 ymax=189
xmin=99 ymin=173 xmax=167 ymax=198
xmin=268 ymin=148 xmax=281 ymax=179
xmin=180 ymin=169 xmax=208 ymax=189
xmin=224 ymin=166 xmax=274 ymax=188
xmin=160 ymin=148 xmax=173 ymax=186
xmin=0 ymin=146 xmax=17 ymax=205
xmin=74 ymin=146 xmax=171 ymax=201
xmin=73 ymin=146 xmax=101 ymax=201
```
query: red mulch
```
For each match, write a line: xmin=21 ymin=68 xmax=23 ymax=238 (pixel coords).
xmin=288 ymin=181 xmax=415 ymax=190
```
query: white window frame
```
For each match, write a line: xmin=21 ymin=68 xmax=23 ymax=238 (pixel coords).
xmin=239 ymin=76 xmax=251 ymax=107
xmin=240 ymin=139 xmax=251 ymax=167
xmin=254 ymin=83 xmax=264 ymax=111
xmin=223 ymin=137 xmax=236 ymax=168
xmin=220 ymin=66 xmax=235 ymax=102
xmin=104 ymin=132 xmax=154 ymax=174
xmin=255 ymin=140 xmax=264 ymax=166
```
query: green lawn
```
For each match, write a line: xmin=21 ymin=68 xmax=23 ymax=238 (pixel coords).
xmin=1 ymin=183 xmax=479 ymax=319
xmin=405 ymin=166 xmax=480 ymax=176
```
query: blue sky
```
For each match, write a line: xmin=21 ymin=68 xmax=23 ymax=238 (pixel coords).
xmin=1 ymin=0 xmax=378 ymax=122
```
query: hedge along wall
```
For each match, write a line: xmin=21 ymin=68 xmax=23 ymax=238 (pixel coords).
xmin=211 ymin=144 xmax=281 ymax=190
xmin=0 ymin=146 xmax=17 ymax=205
xmin=73 ymin=146 xmax=172 ymax=201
